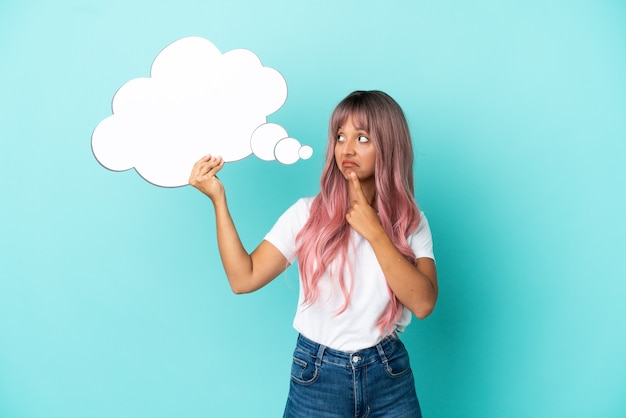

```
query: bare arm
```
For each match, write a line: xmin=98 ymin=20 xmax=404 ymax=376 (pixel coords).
xmin=345 ymin=172 xmax=438 ymax=319
xmin=189 ymin=155 xmax=289 ymax=294
xmin=366 ymin=236 xmax=437 ymax=319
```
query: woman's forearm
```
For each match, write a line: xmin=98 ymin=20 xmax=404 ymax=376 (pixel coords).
xmin=211 ymin=195 xmax=255 ymax=293
xmin=210 ymin=194 xmax=289 ymax=294
xmin=189 ymin=155 xmax=289 ymax=294
xmin=368 ymin=231 xmax=438 ymax=319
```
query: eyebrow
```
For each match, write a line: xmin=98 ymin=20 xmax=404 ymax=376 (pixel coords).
xmin=337 ymin=126 xmax=369 ymax=132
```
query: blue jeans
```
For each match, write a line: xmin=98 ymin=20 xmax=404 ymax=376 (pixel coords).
xmin=283 ymin=334 xmax=422 ymax=418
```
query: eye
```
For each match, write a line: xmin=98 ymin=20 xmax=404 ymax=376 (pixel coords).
xmin=358 ymin=135 xmax=369 ymax=143
xmin=337 ymin=134 xmax=345 ymax=142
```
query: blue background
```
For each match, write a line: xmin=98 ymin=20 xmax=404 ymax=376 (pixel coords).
xmin=1 ymin=0 xmax=625 ymax=417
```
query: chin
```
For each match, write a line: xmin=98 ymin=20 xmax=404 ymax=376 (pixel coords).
xmin=341 ymin=166 xmax=357 ymax=176
xmin=341 ymin=171 xmax=356 ymax=180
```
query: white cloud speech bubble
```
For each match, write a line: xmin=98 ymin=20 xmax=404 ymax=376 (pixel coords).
xmin=92 ymin=36 xmax=312 ymax=187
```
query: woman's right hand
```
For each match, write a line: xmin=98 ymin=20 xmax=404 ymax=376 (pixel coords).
xmin=188 ymin=153 xmax=288 ymax=294
xmin=188 ymin=154 xmax=225 ymax=202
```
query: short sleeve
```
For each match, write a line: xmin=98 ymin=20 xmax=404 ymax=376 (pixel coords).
xmin=264 ymin=197 xmax=313 ymax=264
xmin=408 ymin=211 xmax=435 ymax=261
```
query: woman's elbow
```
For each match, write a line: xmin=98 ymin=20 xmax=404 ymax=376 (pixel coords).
xmin=413 ymin=300 xmax=437 ymax=320
xmin=230 ymin=285 xmax=247 ymax=295
xmin=414 ymin=309 xmax=433 ymax=320
xmin=228 ymin=277 xmax=253 ymax=295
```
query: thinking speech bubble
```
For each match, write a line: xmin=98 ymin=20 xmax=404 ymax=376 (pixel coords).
xmin=92 ymin=36 xmax=312 ymax=187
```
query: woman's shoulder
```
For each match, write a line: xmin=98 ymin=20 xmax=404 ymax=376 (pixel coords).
xmin=298 ymin=196 xmax=316 ymax=206
xmin=413 ymin=210 xmax=431 ymax=235
xmin=288 ymin=196 xmax=316 ymax=210
xmin=279 ymin=196 xmax=316 ymax=219
xmin=407 ymin=210 xmax=434 ymax=259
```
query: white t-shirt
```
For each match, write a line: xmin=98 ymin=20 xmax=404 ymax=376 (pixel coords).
xmin=264 ymin=197 xmax=434 ymax=352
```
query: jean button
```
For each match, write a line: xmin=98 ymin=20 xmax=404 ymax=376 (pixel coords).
xmin=352 ymin=355 xmax=361 ymax=363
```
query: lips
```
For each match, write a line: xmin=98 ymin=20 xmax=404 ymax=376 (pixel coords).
xmin=342 ymin=160 xmax=358 ymax=168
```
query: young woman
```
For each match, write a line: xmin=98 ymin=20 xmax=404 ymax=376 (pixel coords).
xmin=189 ymin=90 xmax=437 ymax=417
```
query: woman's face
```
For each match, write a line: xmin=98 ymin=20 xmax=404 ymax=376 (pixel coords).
xmin=334 ymin=116 xmax=376 ymax=187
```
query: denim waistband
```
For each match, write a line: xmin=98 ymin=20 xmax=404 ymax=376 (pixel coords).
xmin=295 ymin=333 xmax=401 ymax=370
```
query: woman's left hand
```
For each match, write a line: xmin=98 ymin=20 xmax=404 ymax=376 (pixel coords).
xmin=346 ymin=173 xmax=438 ymax=319
xmin=345 ymin=172 xmax=385 ymax=242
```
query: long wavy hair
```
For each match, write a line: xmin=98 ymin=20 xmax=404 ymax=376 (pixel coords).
xmin=296 ymin=90 xmax=421 ymax=335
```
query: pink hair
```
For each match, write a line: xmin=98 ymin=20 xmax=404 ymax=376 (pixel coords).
xmin=296 ymin=91 xmax=421 ymax=335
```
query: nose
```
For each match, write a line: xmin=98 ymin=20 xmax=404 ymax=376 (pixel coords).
xmin=342 ymin=139 xmax=356 ymax=155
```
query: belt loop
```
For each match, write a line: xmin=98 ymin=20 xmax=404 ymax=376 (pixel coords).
xmin=315 ymin=342 xmax=326 ymax=367
xmin=376 ymin=340 xmax=389 ymax=365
